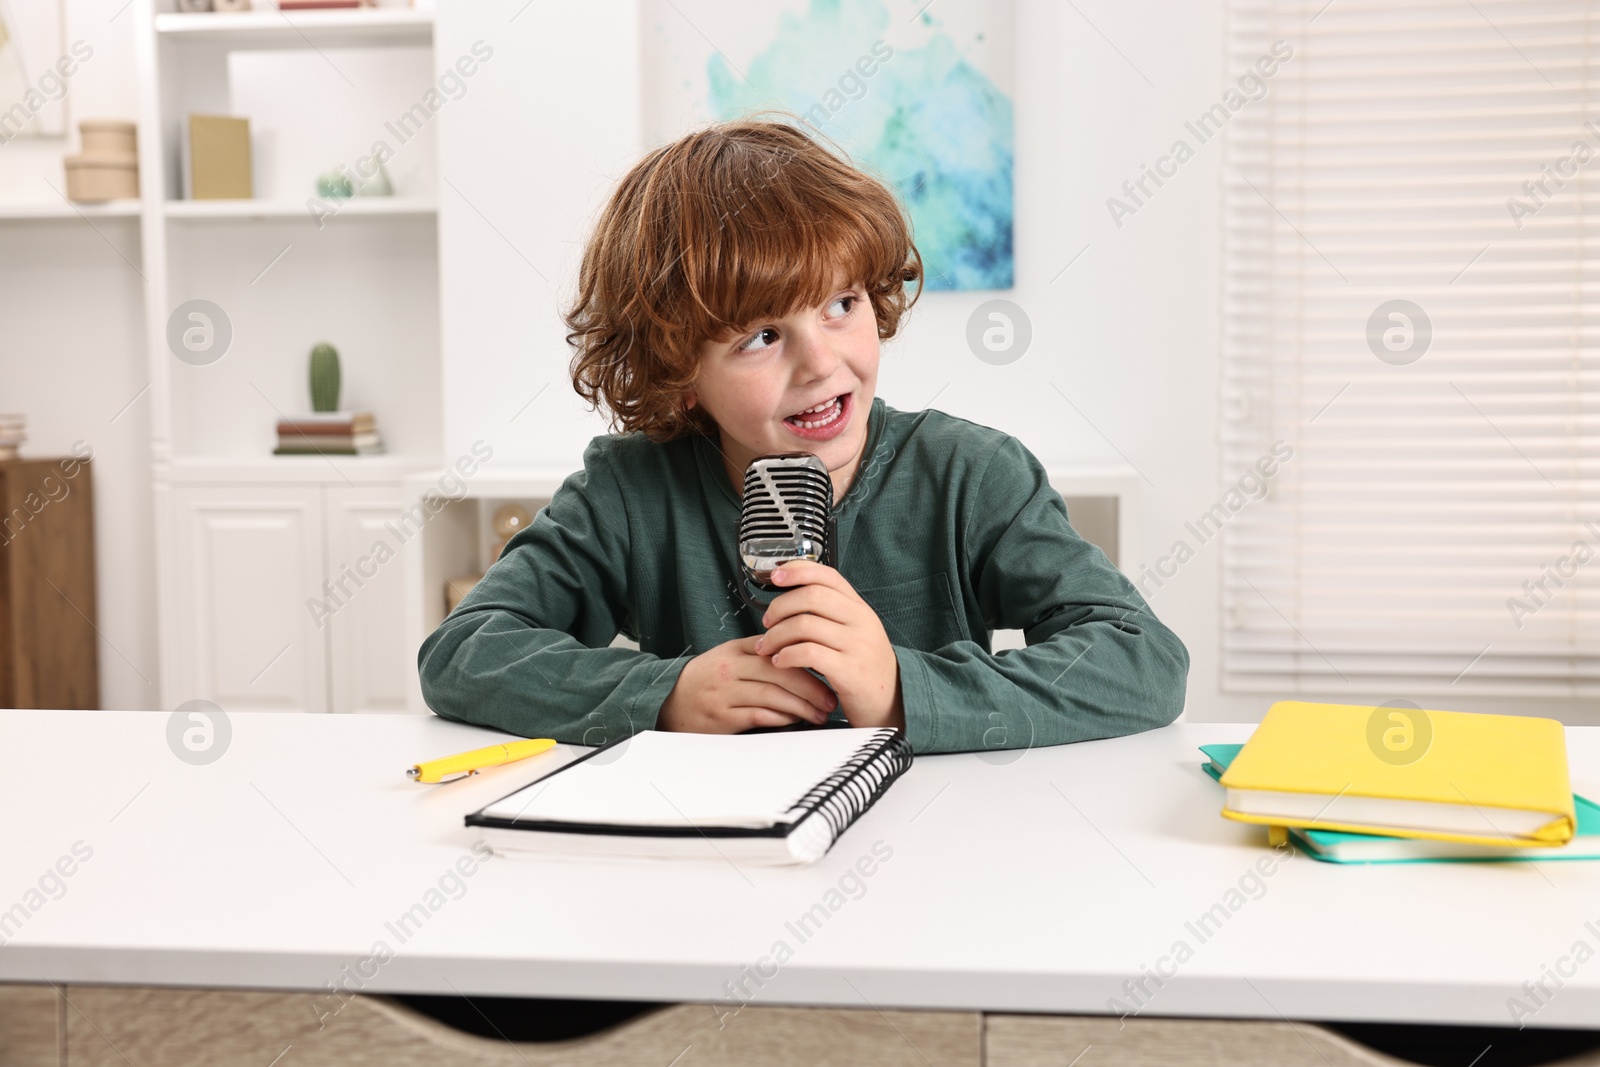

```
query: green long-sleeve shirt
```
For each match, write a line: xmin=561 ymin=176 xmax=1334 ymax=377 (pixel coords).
xmin=418 ymin=399 xmax=1189 ymax=753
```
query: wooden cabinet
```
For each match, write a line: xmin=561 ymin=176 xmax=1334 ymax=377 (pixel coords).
xmin=163 ymin=483 xmax=411 ymax=714
xmin=0 ymin=458 xmax=99 ymax=709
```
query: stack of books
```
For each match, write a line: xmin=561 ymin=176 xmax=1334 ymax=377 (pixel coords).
xmin=1207 ymin=701 xmax=1593 ymax=865
xmin=273 ymin=411 xmax=384 ymax=456
xmin=0 ymin=413 xmax=25 ymax=461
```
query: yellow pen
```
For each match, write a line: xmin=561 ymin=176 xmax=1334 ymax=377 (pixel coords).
xmin=406 ymin=738 xmax=557 ymax=783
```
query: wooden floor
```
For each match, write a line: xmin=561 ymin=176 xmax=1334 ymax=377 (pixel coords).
xmin=2 ymin=983 xmax=1597 ymax=1066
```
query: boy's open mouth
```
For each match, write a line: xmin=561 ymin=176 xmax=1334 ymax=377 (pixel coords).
xmin=783 ymin=394 xmax=845 ymax=430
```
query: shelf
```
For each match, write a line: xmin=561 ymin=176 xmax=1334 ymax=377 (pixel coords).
xmin=164 ymin=197 xmax=437 ymax=221
xmin=167 ymin=454 xmax=443 ymax=486
xmin=1038 ymin=462 xmax=1144 ymax=497
xmin=403 ymin=466 xmax=576 ymax=501
xmin=154 ymin=8 xmax=433 ymax=50
xmin=0 ymin=201 xmax=141 ymax=221
xmin=396 ymin=462 xmax=1143 ymax=505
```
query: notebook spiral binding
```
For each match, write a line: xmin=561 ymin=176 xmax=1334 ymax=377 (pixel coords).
xmin=785 ymin=728 xmax=914 ymax=843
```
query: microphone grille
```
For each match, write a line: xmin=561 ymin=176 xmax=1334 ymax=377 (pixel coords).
xmin=738 ymin=453 xmax=833 ymax=581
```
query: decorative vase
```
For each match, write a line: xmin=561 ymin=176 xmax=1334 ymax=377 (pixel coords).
xmin=309 ymin=343 xmax=341 ymax=412
xmin=353 ymin=160 xmax=393 ymax=197
xmin=316 ymin=170 xmax=353 ymax=199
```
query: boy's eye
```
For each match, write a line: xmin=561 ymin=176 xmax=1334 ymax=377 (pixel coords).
xmin=738 ymin=327 xmax=779 ymax=353
xmin=734 ymin=295 xmax=859 ymax=353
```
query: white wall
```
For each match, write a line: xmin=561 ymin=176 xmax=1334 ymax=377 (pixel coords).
xmin=433 ymin=0 xmax=645 ymax=467
xmin=1019 ymin=0 xmax=1233 ymax=720
xmin=0 ymin=4 xmax=157 ymax=711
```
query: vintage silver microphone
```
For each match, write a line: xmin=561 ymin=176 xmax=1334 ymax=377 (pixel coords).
xmin=736 ymin=452 xmax=836 ymax=613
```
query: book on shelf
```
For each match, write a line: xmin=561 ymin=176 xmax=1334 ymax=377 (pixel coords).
xmin=274 ymin=410 xmax=383 ymax=455
xmin=273 ymin=445 xmax=385 ymax=455
xmin=186 ymin=115 xmax=252 ymax=201
xmin=276 ymin=431 xmax=382 ymax=447
xmin=273 ymin=437 xmax=384 ymax=456
xmin=276 ymin=410 xmax=376 ymax=435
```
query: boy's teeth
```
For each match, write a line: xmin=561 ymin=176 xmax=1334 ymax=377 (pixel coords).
xmin=787 ymin=396 xmax=843 ymax=429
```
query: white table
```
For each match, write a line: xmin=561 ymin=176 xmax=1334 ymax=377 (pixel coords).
xmin=2 ymin=710 xmax=1596 ymax=1031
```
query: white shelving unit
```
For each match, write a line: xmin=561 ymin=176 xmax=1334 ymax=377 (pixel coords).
xmin=134 ymin=0 xmax=445 ymax=715
xmin=154 ymin=8 xmax=434 ymax=49
xmin=163 ymin=196 xmax=436 ymax=220
xmin=168 ymin=454 xmax=443 ymax=485
xmin=0 ymin=202 xmax=142 ymax=220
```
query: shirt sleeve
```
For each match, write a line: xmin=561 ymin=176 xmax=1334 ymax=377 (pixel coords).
xmin=416 ymin=444 xmax=688 ymax=744
xmin=894 ymin=436 xmax=1190 ymax=754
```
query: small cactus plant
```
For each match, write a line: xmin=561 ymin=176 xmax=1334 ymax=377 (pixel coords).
xmin=309 ymin=342 xmax=341 ymax=412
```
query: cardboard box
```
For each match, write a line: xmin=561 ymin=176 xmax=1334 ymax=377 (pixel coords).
xmin=64 ymin=155 xmax=139 ymax=201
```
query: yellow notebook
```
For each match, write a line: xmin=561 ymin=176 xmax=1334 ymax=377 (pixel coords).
xmin=1219 ymin=701 xmax=1575 ymax=848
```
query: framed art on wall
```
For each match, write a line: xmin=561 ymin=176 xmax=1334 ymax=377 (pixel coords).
xmin=0 ymin=0 xmax=68 ymax=140
xmin=640 ymin=0 xmax=1015 ymax=291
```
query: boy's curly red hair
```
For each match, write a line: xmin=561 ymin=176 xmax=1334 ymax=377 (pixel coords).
xmin=565 ymin=113 xmax=923 ymax=442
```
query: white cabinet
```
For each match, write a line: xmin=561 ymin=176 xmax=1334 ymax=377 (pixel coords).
xmin=165 ymin=486 xmax=328 ymax=713
xmin=325 ymin=487 xmax=411 ymax=714
xmin=164 ymin=482 xmax=413 ymax=714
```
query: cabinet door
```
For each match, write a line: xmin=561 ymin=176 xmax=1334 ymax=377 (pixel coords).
xmin=325 ymin=487 xmax=412 ymax=713
xmin=167 ymin=487 xmax=327 ymax=713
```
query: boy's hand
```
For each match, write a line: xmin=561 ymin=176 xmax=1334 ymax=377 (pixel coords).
xmin=754 ymin=561 xmax=906 ymax=731
xmin=658 ymin=636 xmax=838 ymax=734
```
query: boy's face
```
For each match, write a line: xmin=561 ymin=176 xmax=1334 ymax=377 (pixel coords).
xmin=688 ymin=273 xmax=879 ymax=500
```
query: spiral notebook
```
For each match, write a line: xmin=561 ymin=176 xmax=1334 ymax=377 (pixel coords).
xmin=465 ymin=727 xmax=912 ymax=866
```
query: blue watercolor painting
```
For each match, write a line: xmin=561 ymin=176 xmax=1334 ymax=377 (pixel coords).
xmin=647 ymin=0 xmax=1014 ymax=292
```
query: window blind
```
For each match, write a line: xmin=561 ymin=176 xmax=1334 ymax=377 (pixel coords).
xmin=1222 ymin=0 xmax=1600 ymax=696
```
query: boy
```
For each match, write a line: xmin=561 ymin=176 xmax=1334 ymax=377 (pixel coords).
xmin=418 ymin=116 xmax=1189 ymax=754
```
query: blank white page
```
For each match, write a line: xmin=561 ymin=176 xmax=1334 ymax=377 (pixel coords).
xmin=477 ymin=728 xmax=894 ymax=830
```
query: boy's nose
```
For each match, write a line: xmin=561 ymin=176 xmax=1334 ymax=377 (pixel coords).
xmin=789 ymin=328 xmax=840 ymax=382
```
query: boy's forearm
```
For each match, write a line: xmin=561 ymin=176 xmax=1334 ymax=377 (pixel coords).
xmin=417 ymin=611 xmax=691 ymax=744
xmin=892 ymin=609 xmax=1190 ymax=755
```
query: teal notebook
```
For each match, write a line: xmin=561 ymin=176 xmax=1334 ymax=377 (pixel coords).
xmin=1200 ymin=743 xmax=1600 ymax=865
